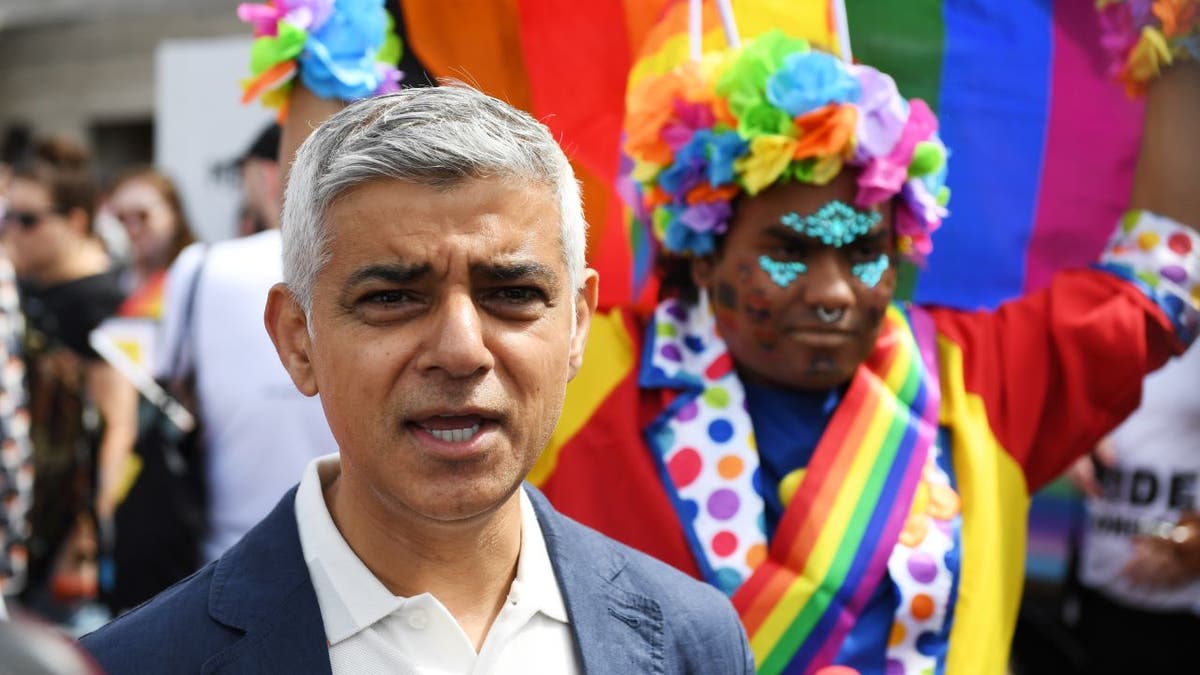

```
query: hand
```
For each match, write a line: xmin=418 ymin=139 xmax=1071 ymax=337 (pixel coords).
xmin=1121 ymin=512 xmax=1200 ymax=589
xmin=1066 ymin=437 xmax=1117 ymax=497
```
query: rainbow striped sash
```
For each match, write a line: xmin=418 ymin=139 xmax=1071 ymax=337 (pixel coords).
xmin=733 ymin=305 xmax=941 ymax=674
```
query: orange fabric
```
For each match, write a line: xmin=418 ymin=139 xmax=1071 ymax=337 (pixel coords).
xmin=399 ymin=0 xmax=534 ymax=110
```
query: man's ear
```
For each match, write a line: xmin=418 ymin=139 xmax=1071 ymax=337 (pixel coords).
xmin=264 ymin=282 xmax=319 ymax=396
xmin=567 ymin=268 xmax=599 ymax=380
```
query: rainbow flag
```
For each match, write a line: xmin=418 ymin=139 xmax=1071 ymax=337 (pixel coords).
xmin=846 ymin=1 xmax=1143 ymax=308
xmin=402 ymin=0 xmax=1141 ymax=309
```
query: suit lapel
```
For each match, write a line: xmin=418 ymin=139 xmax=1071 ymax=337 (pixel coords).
xmin=527 ymin=486 xmax=665 ymax=674
xmin=199 ymin=488 xmax=332 ymax=675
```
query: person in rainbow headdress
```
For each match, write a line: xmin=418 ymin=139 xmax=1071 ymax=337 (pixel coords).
xmin=533 ymin=22 xmax=1200 ymax=675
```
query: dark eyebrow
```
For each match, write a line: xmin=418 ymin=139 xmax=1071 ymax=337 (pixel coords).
xmin=763 ymin=224 xmax=812 ymax=244
xmin=473 ymin=261 xmax=559 ymax=287
xmin=344 ymin=263 xmax=432 ymax=288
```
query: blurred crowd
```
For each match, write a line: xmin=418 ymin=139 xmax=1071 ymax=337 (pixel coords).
xmin=0 ymin=121 xmax=333 ymax=635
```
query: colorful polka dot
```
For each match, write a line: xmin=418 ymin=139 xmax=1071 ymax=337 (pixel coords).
xmin=717 ymin=455 xmax=744 ymax=479
xmin=656 ymin=322 xmax=678 ymax=338
xmin=884 ymin=660 xmax=905 ymax=675
xmin=779 ymin=468 xmax=805 ymax=507
xmin=747 ymin=432 xmax=757 ymax=451
xmin=712 ymin=531 xmax=738 ymax=557
xmin=660 ymin=344 xmax=682 ymax=362
xmin=745 ymin=543 xmax=767 ymax=568
xmin=713 ymin=567 xmax=743 ymax=595
xmin=1168 ymin=232 xmax=1193 ymax=255
xmin=676 ymin=400 xmax=699 ymax=422
xmin=707 ymin=419 xmax=734 ymax=443
xmin=927 ymin=484 xmax=961 ymax=520
xmin=1138 ymin=231 xmax=1161 ymax=251
xmin=679 ymin=498 xmax=699 ymax=521
xmin=667 ymin=448 xmax=702 ymax=487
xmin=683 ymin=335 xmax=706 ymax=353
xmin=703 ymin=386 xmax=731 ymax=409
xmin=888 ymin=621 xmax=907 ymax=647
xmin=1160 ymin=264 xmax=1188 ymax=284
xmin=907 ymin=551 xmax=938 ymax=584
xmin=1121 ymin=210 xmax=1141 ymax=233
xmin=1136 ymin=269 xmax=1161 ymax=288
xmin=911 ymin=594 xmax=935 ymax=621
xmin=665 ymin=301 xmax=689 ymax=321
xmin=707 ymin=489 xmax=740 ymax=520
xmin=916 ymin=630 xmax=948 ymax=658
xmin=900 ymin=513 xmax=930 ymax=548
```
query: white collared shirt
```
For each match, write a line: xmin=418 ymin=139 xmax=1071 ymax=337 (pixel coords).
xmin=294 ymin=454 xmax=581 ymax=674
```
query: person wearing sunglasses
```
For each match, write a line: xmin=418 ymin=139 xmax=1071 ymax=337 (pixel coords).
xmin=4 ymin=139 xmax=136 ymax=632
xmin=106 ymin=168 xmax=197 ymax=314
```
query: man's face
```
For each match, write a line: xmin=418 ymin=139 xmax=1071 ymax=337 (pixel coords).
xmin=269 ymin=178 xmax=596 ymax=524
xmin=693 ymin=170 xmax=896 ymax=390
xmin=3 ymin=178 xmax=72 ymax=280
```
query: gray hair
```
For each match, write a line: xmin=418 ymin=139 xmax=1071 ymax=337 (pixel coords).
xmin=281 ymin=83 xmax=587 ymax=315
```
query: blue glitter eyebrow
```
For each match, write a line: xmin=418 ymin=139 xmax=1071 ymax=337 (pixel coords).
xmin=780 ymin=200 xmax=882 ymax=248
xmin=759 ymin=255 xmax=807 ymax=288
xmin=851 ymin=254 xmax=890 ymax=288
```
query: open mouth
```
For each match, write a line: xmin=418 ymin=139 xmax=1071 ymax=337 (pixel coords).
xmin=408 ymin=413 xmax=492 ymax=445
xmin=424 ymin=424 xmax=481 ymax=443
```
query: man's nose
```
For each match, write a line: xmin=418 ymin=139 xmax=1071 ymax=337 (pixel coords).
xmin=801 ymin=250 xmax=855 ymax=310
xmin=416 ymin=290 xmax=494 ymax=378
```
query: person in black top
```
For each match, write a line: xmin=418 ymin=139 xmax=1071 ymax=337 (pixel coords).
xmin=2 ymin=138 xmax=136 ymax=628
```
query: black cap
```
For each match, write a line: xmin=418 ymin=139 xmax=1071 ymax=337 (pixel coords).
xmin=241 ymin=123 xmax=281 ymax=165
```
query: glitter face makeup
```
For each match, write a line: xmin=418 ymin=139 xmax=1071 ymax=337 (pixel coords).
xmin=781 ymin=200 xmax=882 ymax=248
xmin=851 ymin=254 xmax=890 ymax=289
xmin=759 ymin=255 xmax=808 ymax=288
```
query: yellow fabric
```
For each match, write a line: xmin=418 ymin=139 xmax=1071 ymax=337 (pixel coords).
xmin=628 ymin=0 xmax=836 ymax=87
xmin=937 ymin=335 xmax=1032 ymax=674
xmin=529 ymin=309 xmax=635 ymax=485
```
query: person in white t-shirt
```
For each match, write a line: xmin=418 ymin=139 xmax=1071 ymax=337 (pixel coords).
xmin=1067 ymin=342 xmax=1200 ymax=673
xmin=154 ymin=127 xmax=334 ymax=563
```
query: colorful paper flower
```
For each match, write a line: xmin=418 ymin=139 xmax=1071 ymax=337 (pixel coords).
xmin=735 ymin=135 xmax=799 ymax=196
xmin=766 ymin=51 xmax=862 ymax=116
xmin=851 ymin=65 xmax=908 ymax=160
xmin=238 ymin=0 xmax=403 ymax=118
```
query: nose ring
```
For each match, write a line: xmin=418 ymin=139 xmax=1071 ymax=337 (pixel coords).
xmin=815 ymin=306 xmax=844 ymax=324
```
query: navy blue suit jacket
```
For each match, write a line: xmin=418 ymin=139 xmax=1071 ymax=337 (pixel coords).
xmin=82 ymin=485 xmax=753 ymax=674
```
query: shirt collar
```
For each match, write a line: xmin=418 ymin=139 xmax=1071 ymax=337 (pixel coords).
xmin=514 ymin=486 xmax=570 ymax=624
xmin=294 ymin=455 xmax=569 ymax=646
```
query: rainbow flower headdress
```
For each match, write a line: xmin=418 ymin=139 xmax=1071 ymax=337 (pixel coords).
xmin=622 ymin=29 xmax=950 ymax=262
xmin=238 ymin=0 xmax=403 ymax=119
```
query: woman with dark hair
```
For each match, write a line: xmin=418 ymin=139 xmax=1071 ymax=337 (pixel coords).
xmin=107 ymin=167 xmax=196 ymax=317
xmin=2 ymin=138 xmax=136 ymax=628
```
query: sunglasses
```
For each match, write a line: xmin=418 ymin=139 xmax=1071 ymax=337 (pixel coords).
xmin=0 ymin=209 xmax=54 ymax=231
